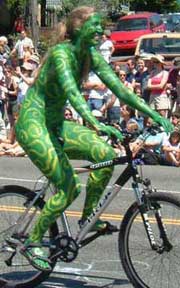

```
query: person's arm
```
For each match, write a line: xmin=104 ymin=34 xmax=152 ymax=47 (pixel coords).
xmin=52 ymin=46 xmax=123 ymax=140
xmin=52 ymin=47 xmax=101 ymax=130
xmin=100 ymin=94 xmax=116 ymax=114
xmin=147 ymin=71 xmax=169 ymax=90
xmin=89 ymin=47 xmax=172 ymax=132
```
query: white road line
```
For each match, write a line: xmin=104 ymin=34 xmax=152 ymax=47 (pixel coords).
xmin=0 ymin=176 xmax=179 ymax=194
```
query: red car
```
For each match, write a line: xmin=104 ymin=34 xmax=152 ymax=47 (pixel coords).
xmin=110 ymin=12 xmax=166 ymax=55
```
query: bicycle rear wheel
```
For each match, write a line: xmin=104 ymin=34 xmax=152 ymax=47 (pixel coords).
xmin=119 ymin=192 xmax=180 ymax=288
xmin=0 ymin=185 xmax=59 ymax=288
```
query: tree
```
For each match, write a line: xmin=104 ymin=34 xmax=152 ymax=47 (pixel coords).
xmin=129 ymin=0 xmax=180 ymax=13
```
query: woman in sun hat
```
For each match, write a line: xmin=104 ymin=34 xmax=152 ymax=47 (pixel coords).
xmin=147 ymin=54 xmax=170 ymax=117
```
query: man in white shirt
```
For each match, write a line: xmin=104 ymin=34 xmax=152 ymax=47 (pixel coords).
xmin=98 ymin=30 xmax=115 ymax=63
xmin=11 ymin=30 xmax=34 ymax=66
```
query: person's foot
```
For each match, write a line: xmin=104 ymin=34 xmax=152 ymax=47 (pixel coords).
xmin=79 ymin=218 xmax=118 ymax=233
xmin=20 ymin=240 xmax=52 ymax=272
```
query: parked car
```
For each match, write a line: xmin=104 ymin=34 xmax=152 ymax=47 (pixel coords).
xmin=165 ymin=13 xmax=180 ymax=32
xmin=135 ymin=32 xmax=180 ymax=69
xmin=110 ymin=12 xmax=166 ymax=55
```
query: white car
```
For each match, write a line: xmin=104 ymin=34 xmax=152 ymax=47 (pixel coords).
xmin=135 ymin=32 xmax=180 ymax=69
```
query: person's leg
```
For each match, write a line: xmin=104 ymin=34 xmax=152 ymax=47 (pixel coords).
xmin=15 ymin=121 xmax=81 ymax=270
xmin=62 ymin=121 xmax=116 ymax=230
xmin=165 ymin=151 xmax=179 ymax=166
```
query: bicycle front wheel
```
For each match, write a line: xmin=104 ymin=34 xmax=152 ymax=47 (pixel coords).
xmin=119 ymin=192 xmax=180 ymax=288
xmin=0 ymin=185 xmax=59 ymax=288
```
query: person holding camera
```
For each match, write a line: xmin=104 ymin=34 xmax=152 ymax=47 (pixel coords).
xmin=167 ymin=57 xmax=180 ymax=113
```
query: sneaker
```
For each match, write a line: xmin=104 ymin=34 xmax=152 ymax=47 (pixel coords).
xmin=20 ymin=240 xmax=52 ymax=272
xmin=79 ymin=219 xmax=118 ymax=233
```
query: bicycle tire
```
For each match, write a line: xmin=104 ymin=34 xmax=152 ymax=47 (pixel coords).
xmin=0 ymin=185 xmax=59 ymax=288
xmin=119 ymin=192 xmax=180 ymax=288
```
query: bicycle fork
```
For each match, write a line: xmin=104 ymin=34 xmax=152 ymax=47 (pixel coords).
xmin=132 ymin=180 xmax=173 ymax=253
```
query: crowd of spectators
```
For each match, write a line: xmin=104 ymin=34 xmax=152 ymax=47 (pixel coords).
xmin=0 ymin=29 xmax=180 ymax=166
xmin=0 ymin=30 xmax=40 ymax=156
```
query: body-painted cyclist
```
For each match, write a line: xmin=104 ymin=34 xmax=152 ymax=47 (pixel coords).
xmin=15 ymin=6 xmax=172 ymax=271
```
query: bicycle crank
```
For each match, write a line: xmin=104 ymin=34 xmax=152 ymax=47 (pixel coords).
xmin=51 ymin=233 xmax=79 ymax=262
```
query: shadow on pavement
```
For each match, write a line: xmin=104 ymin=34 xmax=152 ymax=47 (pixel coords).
xmin=40 ymin=272 xmax=129 ymax=287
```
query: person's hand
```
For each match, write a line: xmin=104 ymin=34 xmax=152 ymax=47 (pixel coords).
xmin=95 ymin=123 xmax=123 ymax=142
xmin=154 ymin=114 xmax=173 ymax=133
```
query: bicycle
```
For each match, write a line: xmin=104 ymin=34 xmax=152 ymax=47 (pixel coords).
xmin=0 ymin=125 xmax=180 ymax=288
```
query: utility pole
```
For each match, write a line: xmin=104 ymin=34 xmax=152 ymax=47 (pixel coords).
xmin=30 ymin=0 xmax=39 ymax=50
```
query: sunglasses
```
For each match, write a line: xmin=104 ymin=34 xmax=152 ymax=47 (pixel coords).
xmin=65 ymin=113 xmax=72 ymax=117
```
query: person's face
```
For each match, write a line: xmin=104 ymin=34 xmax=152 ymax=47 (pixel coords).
xmin=171 ymin=135 xmax=179 ymax=144
xmin=64 ymin=109 xmax=73 ymax=120
xmin=20 ymin=31 xmax=26 ymax=39
xmin=119 ymin=71 xmax=126 ymax=82
xmin=78 ymin=14 xmax=103 ymax=47
xmin=137 ymin=60 xmax=145 ymax=71
xmin=126 ymin=60 xmax=135 ymax=71
xmin=171 ymin=116 xmax=180 ymax=126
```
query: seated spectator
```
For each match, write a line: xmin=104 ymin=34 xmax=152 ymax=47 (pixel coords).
xmin=162 ymin=131 xmax=180 ymax=167
xmin=171 ymin=111 xmax=180 ymax=132
xmin=130 ymin=116 xmax=167 ymax=164
xmin=64 ymin=107 xmax=74 ymax=121
xmin=120 ymin=104 xmax=142 ymax=131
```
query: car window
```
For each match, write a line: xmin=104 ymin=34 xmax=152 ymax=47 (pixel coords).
xmin=139 ymin=37 xmax=180 ymax=54
xmin=116 ymin=18 xmax=148 ymax=31
xmin=150 ymin=15 xmax=163 ymax=28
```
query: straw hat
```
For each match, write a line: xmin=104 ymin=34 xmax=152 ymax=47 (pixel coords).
xmin=21 ymin=62 xmax=33 ymax=71
xmin=151 ymin=54 xmax=165 ymax=64
xmin=29 ymin=54 xmax=40 ymax=64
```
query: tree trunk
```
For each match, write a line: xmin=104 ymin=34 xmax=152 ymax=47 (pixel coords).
xmin=30 ymin=0 xmax=39 ymax=50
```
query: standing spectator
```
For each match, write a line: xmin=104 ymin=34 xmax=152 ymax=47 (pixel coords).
xmin=139 ymin=53 xmax=154 ymax=103
xmin=125 ymin=58 xmax=137 ymax=88
xmin=23 ymin=44 xmax=33 ymax=63
xmin=11 ymin=30 xmax=34 ymax=67
xmin=13 ymin=14 xmax=25 ymax=34
xmin=119 ymin=69 xmax=134 ymax=91
xmin=0 ymin=36 xmax=11 ymax=65
xmin=167 ymin=56 xmax=180 ymax=89
xmin=135 ymin=58 xmax=148 ymax=95
xmin=147 ymin=54 xmax=169 ymax=118
xmin=4 ymin=66 xmax=19 ymax=128
xmin=83 ymin=71 xmax=111 ymax=112
xmin=15 ymin=62 xmax=34 ymax=108
xmin=98 ymin=30 xmax=115 ymax=63
xmin=100 ymin=93 xmax=120 ymax=125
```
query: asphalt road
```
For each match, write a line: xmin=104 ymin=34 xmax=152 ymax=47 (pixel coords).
xmin=0 ymin=157 xmax=179 ymax=288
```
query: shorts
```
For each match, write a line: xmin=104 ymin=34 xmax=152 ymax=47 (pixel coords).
xmin=7 ymin=99 xmax=18 ymax=116
xmin=149 ymin=94 xmax=170 ymax=110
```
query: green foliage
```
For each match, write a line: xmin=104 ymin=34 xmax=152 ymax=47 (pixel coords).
xmin=6 ymin=0 xmax=27 ymax=9
xmin=129 ymin=0 xmax=180 ymax=13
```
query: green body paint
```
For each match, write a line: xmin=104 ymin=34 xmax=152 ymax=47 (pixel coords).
xmin=15 ymin=10 xmax=172 ymax=243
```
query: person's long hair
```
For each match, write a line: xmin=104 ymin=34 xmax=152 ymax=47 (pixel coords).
xmin=36 ymin=6 xmax=95 ymax=81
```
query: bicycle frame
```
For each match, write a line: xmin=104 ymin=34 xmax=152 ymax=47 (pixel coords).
xmin=12 ymin=127 xmax=167 ymax=251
